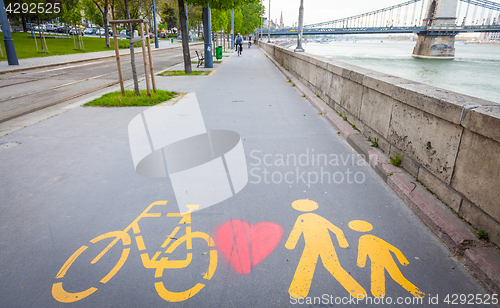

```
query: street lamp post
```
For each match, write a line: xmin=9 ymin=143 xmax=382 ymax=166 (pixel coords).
xmin=231 ymin=9 xmax=234 ymax=50
xmin=152 ymin=0 xmax=159 ymax=48
xmin=0 ymin=0 xmax=18 ymax=65
xmin=203 ymin=5 xmax=213 ymax=68
xmin=267 ymin=0 xmax=271 ymax=43
xmin=295 ymin=0 xmax=305 ymax=52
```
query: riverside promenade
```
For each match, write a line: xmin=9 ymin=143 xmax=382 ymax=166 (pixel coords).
xmin=0 ymin=45 xmax=498 ymax=307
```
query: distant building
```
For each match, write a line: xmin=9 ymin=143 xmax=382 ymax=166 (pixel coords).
xmin=263 ymin=17 xmax=278 ymax=29
xmin=479 ymin=32 xmax=500 ymax=42
xmin=280 ymin=11 xmax=283 ymax=28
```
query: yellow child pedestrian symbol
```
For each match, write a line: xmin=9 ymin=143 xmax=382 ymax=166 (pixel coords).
xmin=348 ymin=220 xmax=425 ymax=298
xmin=285 ymin=199 xmax=366 ymax=299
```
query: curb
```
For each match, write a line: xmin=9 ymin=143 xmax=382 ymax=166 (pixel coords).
xmin=0 ymin=42 xmax=203 ymax=75
xmin=259 ymin=46 xmax=500 ymax=295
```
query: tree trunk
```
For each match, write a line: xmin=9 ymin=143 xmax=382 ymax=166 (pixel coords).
xmin=104 ymin=1 xmax=110 ymax=48
xmin=177 ymin=0 xmax=192 ymax=74
xmin=37 ymin=15 xmax=43 ymax=52
xmin=21 ymin=15 xmax=27 ymax=32
xmin=124 ymin=0 xmax=140 ymax=95
xmin=76 ymin=24 xmax=81 ymax=50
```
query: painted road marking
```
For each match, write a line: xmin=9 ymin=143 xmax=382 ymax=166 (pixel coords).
xmin=349 ymin=220 xmax=425 ymax=298
xmin=285 ymin=199 xmax=424 ymax=300
xmin=286 ymin=200 xmax=366 ymax=299
xmin=52 ymin=201 xmax=218 ymax=303
xmin=214 ymin=220 xmax=283 ymax=274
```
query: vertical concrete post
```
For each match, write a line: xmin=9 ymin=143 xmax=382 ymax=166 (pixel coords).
xmin=231 ymin=9 xmax=234 ymax=50
xmin=0 ymin=0 xmax=18 ymax=65
xmin=204 ymin=6 xmax=213 ymax=68
xmin=295 ymin=0 xmax=305 ymax=52
xmin=412 ymin=0 xmax=458 ymax=59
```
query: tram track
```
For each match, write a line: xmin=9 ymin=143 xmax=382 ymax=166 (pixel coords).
xmin=0 ymin=49 xmax=186 ymax=123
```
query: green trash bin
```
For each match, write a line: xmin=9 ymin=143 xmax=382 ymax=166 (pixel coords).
xmin=216 ymin=46 xmax=223 ymax=60
xmin=171 ymin=38 xmax=174 ymax=43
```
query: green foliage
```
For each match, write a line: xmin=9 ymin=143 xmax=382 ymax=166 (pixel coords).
xmin=117 ymin=39 xmax=143 ymax=48
xmin=161 ymin=0 xmax=179 ymax=30
xmin=476 ymin=229 xmax=489 ymax=240
xmin=84 ymin=90 xmax=178 ymax=107
xmin=343 ymin=116 xmax=347 ymax=121
xmin=211 ymin=8 xmax=230 ymax=32
xmin=82 ymin=0 xmax=103 ymax=26
xmin=371 ymin=137 xmax=379 ymax=148
xmin=390 ymin=154 xmax=402 ymax=167
xmin=185 ymin=0 xmax=260 ymax=10
xmin=0 ymin=33 xmax=132 ymax=60
xmin=62 ymin=0 xmax=83 ymax=26
xmin=239 ymin=2 xmax=264 ymax=34
xmin=367 ymin=136 xmax=371 ymax=141
xmin=158 ymin=70 xmax=210 ymax=76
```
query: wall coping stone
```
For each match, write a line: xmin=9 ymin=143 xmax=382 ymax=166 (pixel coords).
xmin=271 ymin=43 xmax=500 ymax=126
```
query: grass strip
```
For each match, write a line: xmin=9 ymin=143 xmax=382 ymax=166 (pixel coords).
xmin=83 ymin=89 xmax=178 ymax=107
xmin=0 ymin=32 xmax=147 ymax=61
xmin=157 ymin=70 xmax=210 ymax=76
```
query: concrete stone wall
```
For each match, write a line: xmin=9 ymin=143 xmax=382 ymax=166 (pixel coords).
xmin=260 ymin=42 xmax=500 ymax=246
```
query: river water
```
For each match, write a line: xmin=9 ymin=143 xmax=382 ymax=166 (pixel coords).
xmin=298 ymin=40 xmax=500 ymax=103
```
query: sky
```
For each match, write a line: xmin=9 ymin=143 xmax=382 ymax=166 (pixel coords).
xmin=261 ymin=0 xmax=424 ymax=27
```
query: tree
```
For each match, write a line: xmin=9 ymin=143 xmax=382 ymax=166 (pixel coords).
xmin=87 ymin=0 xmax=110 ymax=47
xmin=211 ymin=8 xmax=229 ymax=33
xmin=63 ymin=0 xmax=84 ymax=49
xmin=122 ymin=0 xmax=141 ymax=95
xmin=177 ymin=0 xmax=191 ymax=73
xmin=82 ymin=0 xmax=102 ymax=26
xmin=239 ymin=2 xmax=263 ymax=34
xmin=175 ymin=0 xmax=259 ymax=73
xmin=160 ymin=0 xmax=179 ymax=30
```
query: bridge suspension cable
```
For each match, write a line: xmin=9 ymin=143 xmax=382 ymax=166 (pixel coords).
xmin=302 ymin=0 xmax=500 ymax=29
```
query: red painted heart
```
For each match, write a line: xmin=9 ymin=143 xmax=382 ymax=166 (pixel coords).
xmin=214 ymin=220 xmax=283 ymax=274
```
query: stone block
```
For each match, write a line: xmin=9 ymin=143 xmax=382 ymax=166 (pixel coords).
xmin=359 ymin=88 xmax=395 ymax=138
xmin=463 ymin=247 xmax=500 ymax=295
xmin=388 ymin=147 xmax=420 ymax=178
xmin=326 ymin=61 xmax=346 ymax=76
xmin=315 ymin=67 xmax=332 ymax=96
xmin=387 ymin=102 xmax=462 ymax=184
xmin=460 ymin=199 xmax=500 ymax=247
xmin=392 ymin=82 xmax=475 ymax=124
xmin=328 ymin=73 xmax=344 ymax=105
xmin=363 ymin=125 xmax=390 ymax=154
xmin=462 ymin=105 xmax=500 ymax=144
xmin=452 ymin=129 xmax=500 ymax=221
xmin=339 ymin=79 xmax=364 ymax=118
xmin=417 ymin=167 xmax=463 ymax=212
xmin=342 ymin=67 xmax=365 ymax=84
xmin=362 ymin=73 xmax=414 ymax=98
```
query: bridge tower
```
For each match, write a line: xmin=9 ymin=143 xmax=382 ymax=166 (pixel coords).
xmin=412 ymin=0 xmax=458 ymax=59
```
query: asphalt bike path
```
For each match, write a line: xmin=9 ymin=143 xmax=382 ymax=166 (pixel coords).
xmin=0 ymin=46 xmax=491 ymax=307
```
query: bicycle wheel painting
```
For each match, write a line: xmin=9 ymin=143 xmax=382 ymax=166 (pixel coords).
xmin=128 ymin=93 xmax=249 ymax=213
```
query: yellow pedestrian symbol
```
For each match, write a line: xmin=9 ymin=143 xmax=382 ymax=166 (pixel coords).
xmin=285 ymin=200 xmax=366 ymax=299
xmin=348 ymin=220 xmax=425 ymax=298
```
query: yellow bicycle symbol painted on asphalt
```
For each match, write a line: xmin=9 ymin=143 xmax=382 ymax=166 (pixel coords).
xmin=52 ymin=201 xmax=217 ymax=303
